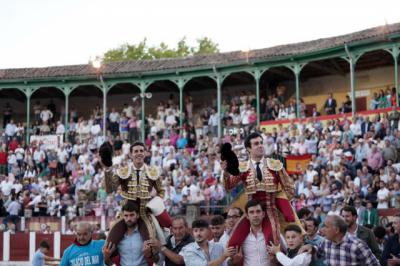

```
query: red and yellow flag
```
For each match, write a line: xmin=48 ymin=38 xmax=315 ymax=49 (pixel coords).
xmin=285 ymin=154 xmax=312 ymax=174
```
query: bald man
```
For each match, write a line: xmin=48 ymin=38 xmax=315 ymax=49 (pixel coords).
xmin=60 ymin=222 xmax=105 ymax=266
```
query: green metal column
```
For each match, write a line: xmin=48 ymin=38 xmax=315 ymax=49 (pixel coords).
xmin=289 ymin=63 xmax=305 ymax=118
xmin=254 ymin=69 xmax=261 ymax=127
xmin=349 ymin=60 xmax=356 ymax=115
xmin=141 ymin=95 xmax=145 ymax=141
xmin=25 ymin=88 xmax=32 ymax=144
xmin=140 ymin=82 xmax=146 ymax=142
xmin=387 ymin=45 xmax=400 ymax=107
xmin=216 ymin=74 xmax=222 ymax=138
xmin=177 ymin=79 xmax=185 ymax=130
xmin=295 ymin=72 xmax=300 ymax=118
xmin=395 ymin=54 xmax=399 ymax=107
xmin=100 ymin=76 xmax=108 ymax=138
xmin=179 ymin=88 xmax=183 ymax=129
xmin=64 ymin=89 xmax=69 ymax=139
xmin=344 ymin=45 xmax=362 ymax=117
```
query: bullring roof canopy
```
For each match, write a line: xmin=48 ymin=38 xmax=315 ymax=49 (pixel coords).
xmin=1 ymin=22 xmax=400 ymax=83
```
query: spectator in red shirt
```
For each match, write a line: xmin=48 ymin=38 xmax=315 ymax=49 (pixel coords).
xmin=8 ymin=137 xmax=18 ymax=152
xmin=0 ymin=147 xmax=7 ymax=175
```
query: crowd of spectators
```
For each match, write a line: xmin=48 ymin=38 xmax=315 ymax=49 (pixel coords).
xmin=0 ymin=89 xmax=399 ymax=241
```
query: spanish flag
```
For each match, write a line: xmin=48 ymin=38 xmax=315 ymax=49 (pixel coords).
xmin=285 ymin=154 xmax=312 ymax=174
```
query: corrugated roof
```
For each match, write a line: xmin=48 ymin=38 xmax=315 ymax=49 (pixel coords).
xmin=0 ymin=22 xmax=398 ymax=81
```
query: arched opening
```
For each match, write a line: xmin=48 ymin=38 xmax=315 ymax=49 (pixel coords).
xmin=107 ymin=83 xmax=140 ymax=141
xmin=301 ymin=57 xmax=350 ymax=115
xmin=221 ymin=71 xmax=256 ymax=135
xmin=69 ymin=85 xmax=103 ymax=122
xmin=0 ymin=88 xmax=26 ymax=129
xmin=30 ymin=87 xmax=65 ymax=134
xmin=183 ymin=76 xmax=216 ymax=138
xmin=260 ymin=67 xmax=295 ymax=120
xmin=355 ymin=49 xmax=395 ymax=111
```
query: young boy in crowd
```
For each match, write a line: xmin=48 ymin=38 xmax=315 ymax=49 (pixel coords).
xmin=267 ymin=224 xmax=312 ymax=266
xmin=32 ymin=240 xmax=60 ymax=266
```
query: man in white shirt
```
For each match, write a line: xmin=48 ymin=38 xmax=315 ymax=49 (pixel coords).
xmin=90 ymin=122 xmax=101 ymax=136
xmin=350 ymin=117 xmax=362 ymax=137
xmin=210 ymin=215 xmax=229 ymax=248
xmin=208 ymin=109 xmax=219 ymax=137
xmin=57 ymin=145 xmax=69 ymax=165
xmin=28 ymin=189 xmax=43 ymax=216
xmin=40 ymin=108 xmax=53 ymax=123
xmin=5 ymin=120 xmax=16 ymax=140
xmin=33 ymin=149 xmax=45 ymax=166
xmin=109 ymin=108 xmax=120 ymax=136
xmin=1 ymin=174 xmax=14 ymax=197
xmin=241 ymin=199 xmax=271 ymax=266
xmin=56 ymin=121 xmax=65 ymax=135
xmin=122 ymin=103 xmax=134 ymax=118
xmin=165 ymin=110 xmax=177 ymax=128
xmin=305 ymin=164 xmax=318 ymax=184
xmin=377 ymin=181 xmax=390 ymax=209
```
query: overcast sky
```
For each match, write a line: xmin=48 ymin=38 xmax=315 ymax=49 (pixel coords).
xmin=1 ymin=0 xmax=400 ymax=69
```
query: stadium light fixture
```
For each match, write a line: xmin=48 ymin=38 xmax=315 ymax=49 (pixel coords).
xmin=92 ymin=58 xmax=102 ymax=70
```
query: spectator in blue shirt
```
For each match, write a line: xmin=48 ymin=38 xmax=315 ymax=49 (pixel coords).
xmin=32 ymin=240 xmax=60 ymax=266
xmin=2 ymin=195 xmax=20 ymax=231
xmin=60 ymin=221 xmax=105 ymax=266
xmin=177 ymin=134 xmax=188 ymax=149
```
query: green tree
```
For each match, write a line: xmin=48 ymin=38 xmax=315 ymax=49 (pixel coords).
xmin=192 ymin=37 xmax=219 ymax=55
xmin=102 ymin=37 xmax=219 ymax=62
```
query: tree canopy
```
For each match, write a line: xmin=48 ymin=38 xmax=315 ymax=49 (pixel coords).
xmin=102 ymin=37 xmax=219 ymax=62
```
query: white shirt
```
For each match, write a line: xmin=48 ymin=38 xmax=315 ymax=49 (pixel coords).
xmin=123 ymin=106 xmax=134 ymax=118
xmin=57 ymin=149 xmax=68 ymax=164
xmin=208 ymin=113 xmax=219 ymax=126
xmin=15 ymin=148 xmax=24 ymax=160
xmin=7 ymin=154 xmax=17 ymax=165
xmin=1 ymin=180 xmax=13 ymax=196
xmin=33 ymin=150 xmax=44 ymax=163
xmin=90 ymin=124 xmax=101 ymax=135
xmin=243 ymin=229 xmax=270 ymax=266
xmin=182 ymin=184 xmax=198 ymax=196
xmin=40 ymin=110 xmax=53 ymax=122
xmin=122 ymin=143 xmax=131 ymax=156
xmin=12 ymin=183 xmax=22 ymax=194
xmin=7 ymin=201 xmax=20 ymax=216
xmin=28 ymin=195 xmax=42 ymax=212
xmin=166 ymin=115 xmax=177 ymax=126
xmin=241 ymin=110 xmax=250 ymax=125
xmin=210 ymin=231 xmax=229 ymax=248
xmin=5 ymin=123 xmax=16 ymax=137
xmin=377 ymin=187 xmax=390 ymax=209
xmin=109 ymin=112 xmax=120 ymax=123
xmin=350 ymin=123 xmax=362 ymax=136
xmin=276 ymin=251 xmax=311 ymax=266
xmin=251 ymin=159 xmax=264 ymax=170
xmin=305 ymin=169 xmax=318 ymax=183
xmin=56 ymin=124 xmax=65 ymax=134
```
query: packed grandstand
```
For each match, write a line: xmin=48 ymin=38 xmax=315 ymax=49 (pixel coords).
xmin=0 ymin=22 xmax=400 ymax=264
